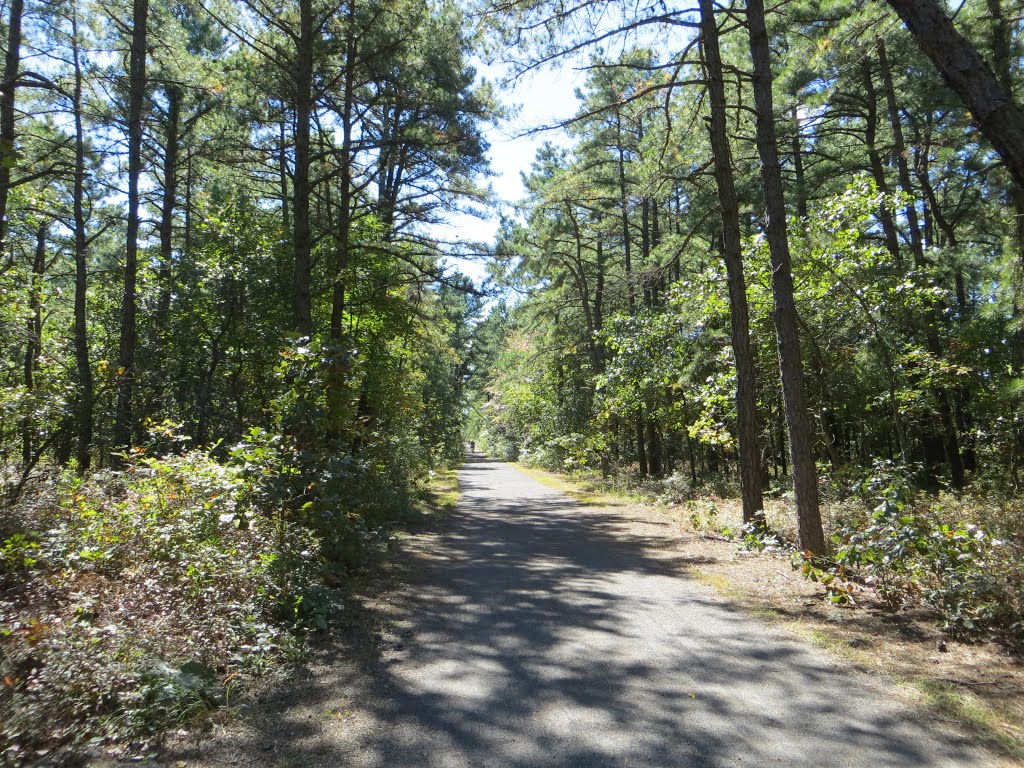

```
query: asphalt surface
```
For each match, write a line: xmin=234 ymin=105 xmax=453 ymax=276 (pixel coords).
xmin=171 ymin=456 xmax=996 ymax=767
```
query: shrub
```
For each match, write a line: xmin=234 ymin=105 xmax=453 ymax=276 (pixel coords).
xmin=798 ymin=462 xmax=1024 ymax=642
xmin=0 ymin=448 xmax=326 ymax=765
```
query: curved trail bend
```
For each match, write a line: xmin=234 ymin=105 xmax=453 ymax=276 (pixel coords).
xmin=170 ymin=456 xmax=995 ymax=768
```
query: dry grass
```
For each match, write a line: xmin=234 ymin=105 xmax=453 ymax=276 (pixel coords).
xmin=514 ymin=463 xmax=637 ymax=508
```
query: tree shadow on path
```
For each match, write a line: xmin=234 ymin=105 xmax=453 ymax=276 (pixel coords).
xmin=166 ymin=458 xmax=992 ymax=768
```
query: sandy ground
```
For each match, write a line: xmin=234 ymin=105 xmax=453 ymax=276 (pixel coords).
xmin=147 ymin=456 xmax=1000 ymax=768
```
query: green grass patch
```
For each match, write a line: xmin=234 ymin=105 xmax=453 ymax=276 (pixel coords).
xmin=410 ymin=469 xmax=460 ymax=520
xmin=513 ymin=464 xmax=632 ymax=507
xmin=692 ymin=571 xmax=738 ymax=595
xmin=799 ymin=628 xmax=877 ymax=668
xmin=906 ymin=679 xmax=1024 ymax=761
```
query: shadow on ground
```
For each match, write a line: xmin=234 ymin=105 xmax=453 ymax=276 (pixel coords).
xmin=164 ymin=457 xmax=989 ymax=768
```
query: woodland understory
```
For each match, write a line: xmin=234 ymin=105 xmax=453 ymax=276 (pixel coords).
xmin=2 ymin=0 xmax=1024 ymax=761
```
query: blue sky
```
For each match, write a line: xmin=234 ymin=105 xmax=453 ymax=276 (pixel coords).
xmin=437 ymin=61 xmax=586 ymax=284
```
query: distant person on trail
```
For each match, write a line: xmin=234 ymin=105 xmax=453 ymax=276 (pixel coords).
xmin=469 ymin=441 xmax=475 ymax=453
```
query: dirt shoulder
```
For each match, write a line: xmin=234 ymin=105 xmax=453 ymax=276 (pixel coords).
xmin=516 ymin=464 xmax=1024 ymax=767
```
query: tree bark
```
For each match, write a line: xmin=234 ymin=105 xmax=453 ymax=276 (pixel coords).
xmin=566 ymin=206 xmax=601 ymax=372
xmin=327 ymin=0 xmax=357 ymax=428
xmin=71 ymin=5 xmax=93 ymax=471
xmin=636 ymin=417 xmax=648 ymax=476
xmin=157 ymin=84 xmax=181 ymax=326
xmin=0 ymin=0 xmax=24 ymax=253
xmin=184 ymin=134 xmax=193 ymax=256
xmin=113 ymin=0 xmax=149 ymax=456
xmin=700 ymin=0 xmax=765 ymax=525
xmin=987 ymin=0 xmax=1013 ymax=94
xmin=22 ymin=223 xmax=46 ymax=466
xmin=860 ymin=58 xmax=903 ymax=264
xmin=790 ymin=104 xmax=808 ymax=220
xmin=593 ymin=235 xmax=606 ymax=379
xmin=877 ymin=41 xmax=926 ymax=266
xmin=616 ymin=112 xmax=635 ymax=315
xmin=279 ymin=116 xmax=290 ymax=232
xmin=883 ymin=0 xmax=1024 ymax=191
xmin=641 ymin=196 xmax=652 ymax=307
xmin=745 ymin=0 xmax=824 ymax=553
xmin=292 ymin=0 xmax=314 ymax=338
xmin=330 ymin=0 xmax=356 ymax=342
xmin=646 ymin=413 xmax=662 ymax=476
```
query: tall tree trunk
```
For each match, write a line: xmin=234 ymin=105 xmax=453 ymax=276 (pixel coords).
xmin=594 ymin=236 xmax=605 ymax=369
xmin=636 ymin=417 xmax=648 ymax=476
xmin=745 ymin=0 xmax=824 ymax=553
xmin=645 ymin=413 xmax=662 ymax=476
xmin=652 ymin=199 xmax=666 ymax=299
xmin=987 ymin=0 xmax=1012 ymax=94
xmin=330 ymin=0 xmax=356 ymax=342
xmin=616 ymin=113 xmax=635 ymax=315
xmin=883 ymin=0 xmax=1024 ymax=191
xmin=860 ymin=58 xmax=903 ymax=264
xmin=565 ymin=208 xmax=600 ymax=372
xmin=877 ymin=41 xmax=926 ymax=265
xmin=615 ymin=111 xmax=644 ymax=474
xmin=196 ymin=287 xmax=234 ymax=445
xmin=113 ymin=0 xmax=149 ymax=456
xmin=641 ymin=196 xmax=652 ymax=307
xmin=914 ymin=128 xmax=960 ymax=249
xmin=686 ymin=429 xmax=698 ymax=486
xmin=279 ymin=116 xmax=290 ymax=232
xmin=292 ymin=0 xmax=314 ymax=338
xmin=700 ymin=0 xmax=765 ymax=525
xmin=0 ymin=0 xmax=24 ymax=253
xmin=184 ymin=134 xmax=193 ymax=257
xmin=879 ymin=41 xmax=966 ymax=487
xmin=790 ymin=104 xmax=808 ymax=220
xmin=327 ymin=0 xmax=357 ymax=428
xmin=22 ymin=223 xmax=46 ymax=466
xmin=71 ymin=5 xmax=93 ymax=471
xmin=157 ymin=85 xmax=181 ymax=326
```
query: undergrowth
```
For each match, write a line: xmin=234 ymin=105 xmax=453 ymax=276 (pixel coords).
xmin=0 ymin=447 xmax=327 ymax=765
xmin=796 ymin=462 xmax=1024 ymax=644
xmin=0 ymin=429 xmax=441 ymax=765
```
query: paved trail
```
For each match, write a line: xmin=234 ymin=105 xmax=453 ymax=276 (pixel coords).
xmin=172 ymin=457 xmax=995 ymax=768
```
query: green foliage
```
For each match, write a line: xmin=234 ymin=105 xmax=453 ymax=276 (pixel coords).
xmin=683 ymin=499 xmax=719 ymax=532
xmin=237 ymin=341 xmax=410 ymax=570
xmin=0 ymin=534 xmax=40 ymax=574
xmin=796 ymin=463 xmax=1024 ymax=640
xmin=0 ymin=0 xmax=486 ymax=758
xmin=737 ymin=521 xmax=783 ymax=553
xmin=8 ymin=0 xmax=1024 ymax=753
xmin=0 ymin=446 xmax=325 ymax=763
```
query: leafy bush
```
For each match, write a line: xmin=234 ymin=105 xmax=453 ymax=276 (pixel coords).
xmin=0 ymin=448 xmax=326 ymax=764
xmin=798 ymin=462 xmax=1024 ymax=641
xmin=1 ymin=334 xmax=454 ymax=763
xmin=256 ymin=341 xmax=424 ymax=569
xmin=683 ymin=498 xmax=719 ymax=532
